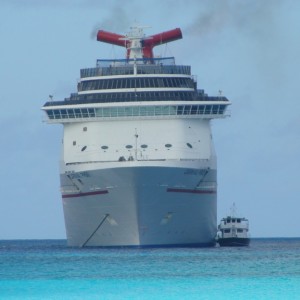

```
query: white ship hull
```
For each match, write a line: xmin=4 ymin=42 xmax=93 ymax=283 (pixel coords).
xmin=61 ymin=161 xmax=217 ymax=247
xmin=42 ymin=26 xmax=230 ymax=247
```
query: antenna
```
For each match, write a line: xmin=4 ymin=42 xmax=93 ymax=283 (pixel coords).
xmin=230 ymin=203 xmax=237 ymax=217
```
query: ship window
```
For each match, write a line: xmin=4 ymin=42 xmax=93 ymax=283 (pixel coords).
xmin=126 ymin=145 xmax=133 ymax=149
xmin=105 ymin=80 xmax=111 ymax=89
xmin=184 ymin=106 xmax=191 ymax=115
xmin=141 ymin=144 xmax=148 ymax=149
xmin=47 ymin=110 xmax=54 ymax=119
xmin=135 ymin=78 xmax=140 ymax=88
xmin=237 ymin=219 xmax=241 ymax=223
xmin=95 ymin=108 xmax=102 ymax=117
xmin=232 ymin=219 xmax=236 ymax=223
xmin=179 ymin=78 xmax=186 ymax=87
xmin=88 ymin=108 xmax=95 ymax=117
xmin=61 ymin=109 xmax=67 ymax=119
xmin=67 ymin=109 xmax=75 ymax=118
xmin=95 ymin=80 xmax=101 ymax=89
xmin=198 ymin=106 xmax=205 ymax=114
xmin=81 ymin=146 xmax=87 ymax=152
xmin=212 ymin=105 xmax=219 ymax=114
xmin=170 ymin=106 xmax=176 ymax=115
xmin=186 ymin=143 xmax=193 ymax=148
xmin=53 ymin=110 xmax=60 ymax=119
xmin=140 ymin=107 xmax=147 ymax=116
xmin=81 ymin=108 xmax=89 ymax=117
xmin=155 ymin=106 xmax=163 ymax=115
xmin=103 ymin=79 xmax=108 ymax=89
xmin=237 ymin=229 xmax=243 ymax=233
xmin=132 ymin=78 xmax=137 ymax=88
xmin=101 ymin=146 xmax=108 ymax=150
xmin=111 ymin=107 xmax=118 ymax=117
xmin=103 ymin=108 xmax=110 ymax=117
xmin=219 ymin=105 xmax=226 ymax=114
xmin=74 ymin=109 xmax=81 ymax=118
xmin=165 ymin=144 xmax=172 ymax=148
xmin=117 ymin=107 xmax=126 ymax=116
xmin=205 ymin=105 xmax=212 ymax=114
xmin=83 ymin=127 xmax=87 ymax=132
xmin=179 ymin=78 xmax=185 ymax=87
xmin=191 ymin=106 xmax=198 ymax=114
xmin=177 ymin=106 xmax=184 ymax=115
xmin=138 ymin=78 xmax=144 ymax=88
xmin=124 ymin=107 xmax=133 ymax=116
xmin=130 ymin=107 xmax=137 ymax=116
xmin=122 ymin=78 xmax=128 ymax=89
xmin=157 ymin=78 xmax=164 ymax=87
xmin=150 ymin=78 xmax=156 ymax=87
xmin=111 ymin=79 xmax=117 ymax=89
xmin=162 ymin=78 xmax=169 ymax=87
xmin=73 ymin=141 xmax=76 ymax=146
xmin=173 ymin=78 xmax=179 ymax=87
xmin=146 ymin=106 xmax=155 ymax=115
xmin=224 ymin=229 xmax=230 ymax=233
xmin=144 ymin=78 xmax=150 ymax=88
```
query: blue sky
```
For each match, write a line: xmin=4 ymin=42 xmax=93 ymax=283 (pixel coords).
xmin=0 ymin=0 xmax=299 ymax=239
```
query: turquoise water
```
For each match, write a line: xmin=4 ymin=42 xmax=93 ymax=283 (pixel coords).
xmin=0 ymin=239 xmax=299 ymax=299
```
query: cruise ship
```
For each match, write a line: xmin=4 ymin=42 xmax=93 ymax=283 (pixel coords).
xmin=42 ymin=26 xmax=230 ymax=247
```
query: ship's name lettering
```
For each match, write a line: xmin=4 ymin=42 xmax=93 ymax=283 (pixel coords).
xmin=68 ymin=171 xmax=90 ymax=179
xmin=184 ymin=169 xmax=208 ymax=176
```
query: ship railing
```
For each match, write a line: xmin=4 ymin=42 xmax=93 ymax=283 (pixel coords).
xmin=81 ymin=65 xmax=191 ymax=78
xmin=97 ymin=57 xmax=175 ymax=67
xmin=81 ymin=57 xmax=191 ymax=78
xmin=46 ymin=93 xmax=228 ymax=105
xmin=43 ymin=104 xmax=230 ymax=122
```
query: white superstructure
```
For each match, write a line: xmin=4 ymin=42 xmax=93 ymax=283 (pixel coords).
xmin=42 ymin=26 xmax=230 ymax=247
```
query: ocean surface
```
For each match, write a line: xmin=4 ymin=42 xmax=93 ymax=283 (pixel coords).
xmin=0 ymin=238 xmax=299 ymax=300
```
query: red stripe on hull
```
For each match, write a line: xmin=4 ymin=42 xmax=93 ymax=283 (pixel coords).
xmin=167 ymin=188 xmax=216 ymax=194
xmin=62 ymin=190 xmax=108 ymax=198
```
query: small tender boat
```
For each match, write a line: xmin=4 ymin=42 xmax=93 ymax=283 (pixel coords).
xmin=216 ymin=204 xmax=250 ymax=247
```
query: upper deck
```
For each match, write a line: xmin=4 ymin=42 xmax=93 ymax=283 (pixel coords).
xmin=81 ymin=57 xmax=191 ymax=78
xmin=42 ymin=26 xmax=231 ymax=123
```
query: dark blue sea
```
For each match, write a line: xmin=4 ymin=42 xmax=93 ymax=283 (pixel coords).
xmin=0 ymin=238 xmax=299 ymax=299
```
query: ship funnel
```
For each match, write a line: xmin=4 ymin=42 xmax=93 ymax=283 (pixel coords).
xmin=96 ymin=27 xmax=182 ymax=59
xmin=97 ymin=30 xmax=128 ymax=48
xmin=142 ymin=28 xmax=182 ymax=58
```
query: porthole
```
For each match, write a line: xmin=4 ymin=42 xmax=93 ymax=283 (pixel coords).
xmin=83 ymin=127 xmax=87 ymax=132
xmin=73 ymin=141 xmax=76 ymax=146
xmin=126 ymin=145 xmax=133 ymax=149
xmin=186 ymin=143 xmax=193 ymax=148
xmin=81 ymin=146 xmax=87 ymax=152
xmin=165 ymin=144 xmax=172 ymax=148
xmin=141 ymin=144 xmax=148 ymax=149
xmin=101 ymin=146 xmax=108 ymax=150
